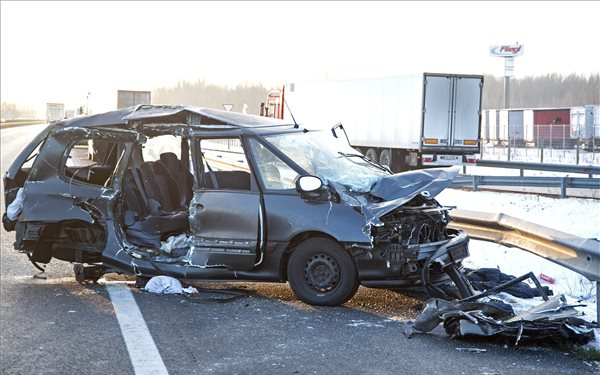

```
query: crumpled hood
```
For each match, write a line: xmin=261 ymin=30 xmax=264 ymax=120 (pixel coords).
xmin=362 ymin=167 xmax=460 ymax=221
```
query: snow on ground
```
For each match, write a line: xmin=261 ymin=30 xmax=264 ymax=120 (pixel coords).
xmin=437 ymin=188 xmax=600 ymax=349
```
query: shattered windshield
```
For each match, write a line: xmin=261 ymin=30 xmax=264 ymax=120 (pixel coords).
xmin=263 ymin=130 xmax=389 ymax=193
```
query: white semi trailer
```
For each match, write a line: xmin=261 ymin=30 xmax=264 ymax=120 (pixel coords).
xmin=46 ymin=103 xmax=65 ymax=123
xmin=281 ymin=73 xmax=484 ymax=171
xmin=117 ymin=90 xmax=151 ymax=109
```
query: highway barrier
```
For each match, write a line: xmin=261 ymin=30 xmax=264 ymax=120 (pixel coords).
xmin=449 ymin=209 xmax=600 ymax=322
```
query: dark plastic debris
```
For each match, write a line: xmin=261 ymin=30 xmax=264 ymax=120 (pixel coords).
xmin=465 ymin=268 xmax=553 ymax=299
xmin=412 ymin=294 xmax=594 ymax=345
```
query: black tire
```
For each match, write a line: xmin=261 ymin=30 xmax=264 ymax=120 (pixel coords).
xmin=365 ymin=148 xmax=377 ymax=162
xmin=287 ymin=237 xmax=359 ymax=306
xmin=379 ymin=149 xmax=391 ymax=168
xmin=444 ymin=264 xmax=475 ymax=299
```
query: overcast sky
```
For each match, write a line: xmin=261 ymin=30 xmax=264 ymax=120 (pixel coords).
xmin=1 ymin=1 xmax=599 ymax=115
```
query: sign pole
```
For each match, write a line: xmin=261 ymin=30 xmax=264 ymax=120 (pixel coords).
xmin=490 ymin=45 xmax=522 ymax=161
xmin=489 ymin=45 xmax=523 ymax=110
xmin=504 ymin=74 xmax=510 ymax=109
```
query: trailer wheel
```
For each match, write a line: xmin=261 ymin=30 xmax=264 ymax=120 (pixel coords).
xmin=379 ymin=149 xmax=391 ymax=168
xmin=365 ymin=148 xmax=377 ymax=162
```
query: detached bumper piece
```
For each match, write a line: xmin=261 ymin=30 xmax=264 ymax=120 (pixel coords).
xmin=412 ymin=273 xmax=595 ymax=345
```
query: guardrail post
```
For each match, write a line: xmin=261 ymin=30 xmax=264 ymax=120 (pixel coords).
xmin=520 ymin=169 xmax=524 ymax=177
xmin=472 ymin=175 xmax=479 ymax=192
xmin=560 ymin=177 xmax=567 ymax=198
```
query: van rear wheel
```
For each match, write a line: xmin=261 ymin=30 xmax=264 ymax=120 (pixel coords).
xmin=287 ymin=238 xmax=359 ymax=306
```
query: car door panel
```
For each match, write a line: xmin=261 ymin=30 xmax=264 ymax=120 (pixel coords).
xmin=189 ymin=190 xmax=261 ymax=270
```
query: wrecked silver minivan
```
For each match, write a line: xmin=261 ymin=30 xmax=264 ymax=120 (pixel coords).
xmin=3 ymin=105 xmax=473 ymax=306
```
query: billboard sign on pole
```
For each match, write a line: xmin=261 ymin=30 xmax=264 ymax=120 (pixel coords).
xmin=504 ymin=57 xmax=515 ymax=77
xmin=489 ymin=45 xmax=524 ymax=57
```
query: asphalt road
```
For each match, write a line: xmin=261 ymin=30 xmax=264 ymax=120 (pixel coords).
xmin=1 ymin=124 xmax=597 ymax=375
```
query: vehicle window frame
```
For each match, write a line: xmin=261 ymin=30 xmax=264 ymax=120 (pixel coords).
xmin=194 ymin=135 xmax=257 ymax=192
xmin=245 ymin=137 xmax=301 ymax=193
xmin=59 ymin=136 xmax=126 ymax=189
xmin=6 ymin=124 xmax=53 ymax=180
xmin=256 ymin=130 xmax=389 ymax=193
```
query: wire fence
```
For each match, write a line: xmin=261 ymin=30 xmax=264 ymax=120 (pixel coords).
xmin=482 ymin=123 xmax=600 ymax=165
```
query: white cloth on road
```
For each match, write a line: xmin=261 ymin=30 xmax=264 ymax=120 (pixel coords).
xmin=143 ymin=275 xmax=183 ymax=294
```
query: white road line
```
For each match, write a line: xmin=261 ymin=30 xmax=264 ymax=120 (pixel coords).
xmin=107 ymin=285 xmax=170 ymax=375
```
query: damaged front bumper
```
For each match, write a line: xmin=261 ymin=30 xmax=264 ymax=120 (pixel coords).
xmin=357 ymin=230 xmax=473 ymax=299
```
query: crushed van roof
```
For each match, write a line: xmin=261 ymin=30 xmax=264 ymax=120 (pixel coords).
xmin=57 ymin=105 xmax=292 ymax=129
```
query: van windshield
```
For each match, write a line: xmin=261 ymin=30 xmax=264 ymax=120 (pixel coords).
xmin=263 ymin=130 xmax=389 ymax=193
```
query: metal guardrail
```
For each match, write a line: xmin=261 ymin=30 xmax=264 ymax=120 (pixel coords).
xmin=448 ymin=209 xmax=600 ymax=322
xmin=476 ymin=159 xmax=600 ymax=177
xmin=451 ymin=175 xmax=600 ymax=197
xmin=0 ymin=120 xmax=46 ymax=129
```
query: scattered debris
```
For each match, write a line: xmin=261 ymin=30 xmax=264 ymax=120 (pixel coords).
xmin=465 ymin=268 xmax=552 ymax=299
xmin=455 ymin=347 xmax=487 ymax=353
xmin=182 ymin=286 xmax=199 ymax=294
xmin=347 ymin=320 xmax=384 ymax=328
xmin=539 ymin=273 xmax=556 ymax=284
xmin=413 ymin=294 xmax=595 ymax=345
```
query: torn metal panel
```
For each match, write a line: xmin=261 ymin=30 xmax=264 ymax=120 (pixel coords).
xmin=365 ymin=167 xmax=460 ymax=219
xmin=504 ymin=295 xmax=588 ymax=323
xmin=49 ymin=105 xmax=293 ymax=135
xmin=413 ymin=292 xmax=595 ymax=345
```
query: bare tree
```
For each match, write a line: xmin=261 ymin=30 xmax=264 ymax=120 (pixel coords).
xmin=153 ymin=81 xmax=269 ymax=115
xmin=482 ymin=73 xmax=600 ymax=109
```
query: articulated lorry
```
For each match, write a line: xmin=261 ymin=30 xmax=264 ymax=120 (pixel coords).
xmin=275 ymin=73 xmax=483 ymax=171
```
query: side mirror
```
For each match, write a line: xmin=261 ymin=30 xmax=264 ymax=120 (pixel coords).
xmin=296 ymin=175 xmax=323 ymax=193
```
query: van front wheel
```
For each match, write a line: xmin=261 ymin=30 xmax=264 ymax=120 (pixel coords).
xmin=287 ymin=238 xmax=359 ymax=306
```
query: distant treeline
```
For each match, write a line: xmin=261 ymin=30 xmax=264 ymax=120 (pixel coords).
xmin=482 ymin=73 xmax=599 ymax=109
xmin=1 ymin=102 xmax=38 ymax=120
xmin=153 ymin=81 xmax=268 ymax=115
